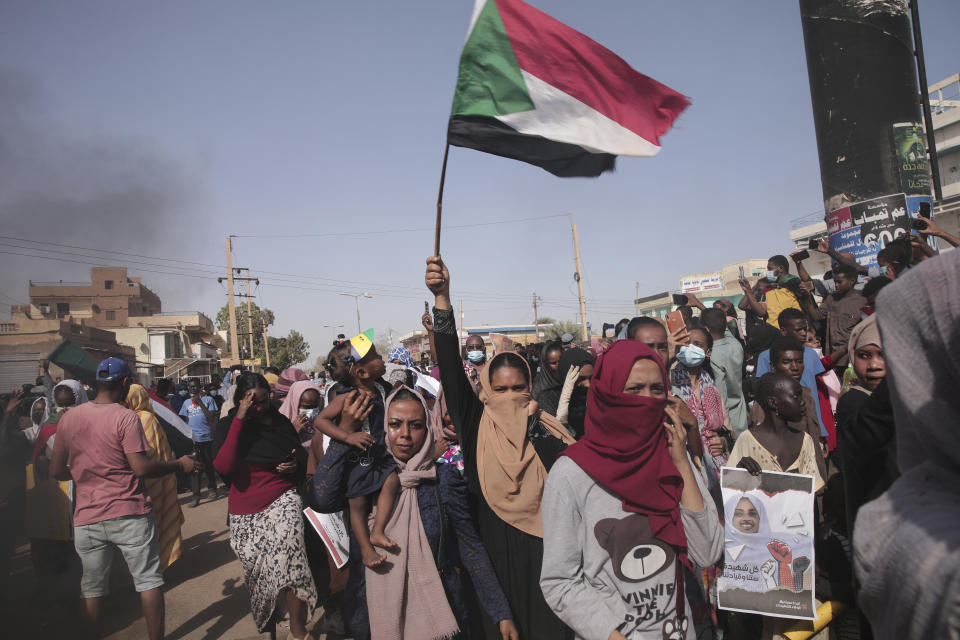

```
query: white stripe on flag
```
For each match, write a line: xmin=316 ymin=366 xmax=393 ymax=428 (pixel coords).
xmin=466 ymin=0 xmax=489 ymax=40
xmin=496 ymin=71 xmax=662 ymax=157
xmin=150 ymin=399 xmax=193 ymax=440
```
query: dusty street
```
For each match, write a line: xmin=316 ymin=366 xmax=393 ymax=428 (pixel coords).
xmin=8 ymin=490 xmax=343 ymax=639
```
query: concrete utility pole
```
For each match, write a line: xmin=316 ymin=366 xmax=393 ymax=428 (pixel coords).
xmin=570 ymin=217 xmax=588 ymax=342
xmin=225 ymin=237 xmax=239 ymax=365
xmin=532 ymin=292 xmax=539 ymax=341
xmin=799 ymin=0 xmax=936 ymax=267
xmin=262 ymin=327 xmax=271 ymax=368
xmin=244 ymin=269 xmax=255 ymax=363
xmin=220 ymin=259 xmax=259 ymax=367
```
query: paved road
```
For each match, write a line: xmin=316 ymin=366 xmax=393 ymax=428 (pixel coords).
xmin=9 ymin=490 xmax=342 ymax=639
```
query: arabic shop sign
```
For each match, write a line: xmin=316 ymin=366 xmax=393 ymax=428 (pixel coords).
xmin=681 ymin=272 xmax=724 ymax=293
xmin=827 ymin=193 xmax=910 ymax=268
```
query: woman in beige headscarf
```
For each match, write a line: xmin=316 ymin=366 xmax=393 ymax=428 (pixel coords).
xmin=127 ymin=384 xmax=184 ymax=570
xmin=426 ymin=255 xmax=574 ymax=640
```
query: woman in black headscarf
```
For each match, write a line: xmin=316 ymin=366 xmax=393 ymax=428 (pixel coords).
xmin=213 ymin=373 xmax=317 ymax=640
xmin=552 ymin=348 xmax=595 ymax=439
xmin=531 ymin=341 xmax=565 ymax=415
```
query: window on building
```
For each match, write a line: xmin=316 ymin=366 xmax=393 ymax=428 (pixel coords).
xmin=56 ymin=303 xmax=69 ymax=318
xmin=105 ymin=310 xmax=116 ymax=321
xmin=104 ymin=280 xmax=114 ymax=290
xmin=165 ymin=333 xmax=183 ymax=359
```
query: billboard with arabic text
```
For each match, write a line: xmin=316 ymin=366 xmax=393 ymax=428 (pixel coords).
xmin=827 ymin=193 xmax=911 ymax=269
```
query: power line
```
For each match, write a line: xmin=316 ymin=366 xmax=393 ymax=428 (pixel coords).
xmin=0 ymin=289 xmax=25 ymax=306
xmin=0 ymin=249 xmax=215 ymax=281
xmin=2 ymin=244 xmax=637 ymax=316
xmin=230 ymin=213 xmax=569 ymax=238
xmin=0 ymin=235 xmax=582 ymax=303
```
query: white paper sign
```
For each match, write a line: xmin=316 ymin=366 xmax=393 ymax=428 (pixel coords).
xmin=717 ymin=467 xmax=816 ymax=620
xmin=304 ymin=507 xmax=350 ymax=569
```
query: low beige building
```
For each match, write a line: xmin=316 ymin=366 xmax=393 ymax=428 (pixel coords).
xmin=0 ymin=305 xmax=137 ymax=389
xmin=114 ymin=312 xmax=222 ymax=382
xmin=635 ymin=259 xmax=768 ymax=320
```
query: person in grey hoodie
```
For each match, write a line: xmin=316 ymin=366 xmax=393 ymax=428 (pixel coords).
xmin=853 ymin=248 xmax=960 ymax=639
xmin=541 ymin=341 xmax=723 ymax=640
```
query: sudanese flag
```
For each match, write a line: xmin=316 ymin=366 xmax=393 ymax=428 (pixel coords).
xmin=448 ymin=0 xmax=690 ymax=177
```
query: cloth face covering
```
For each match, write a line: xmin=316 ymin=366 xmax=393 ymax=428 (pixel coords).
xmin=476 ymin=353 xmax=574 ymax=537
xmin=561 ymin=340 xmax=688 ymax=563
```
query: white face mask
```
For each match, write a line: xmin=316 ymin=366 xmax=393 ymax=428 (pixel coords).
xmin=811 ymin=347 xmax=823 ymax=358
xmin=299 ymin=407 xmax=320 ymax=420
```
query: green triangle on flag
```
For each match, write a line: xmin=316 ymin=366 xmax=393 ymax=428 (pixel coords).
xmin=451 ymin=0 xmax=534 ymax=118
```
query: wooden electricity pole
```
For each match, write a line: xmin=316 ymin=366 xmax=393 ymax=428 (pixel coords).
xmin=571 ymin=218 xmax=588 ymax=342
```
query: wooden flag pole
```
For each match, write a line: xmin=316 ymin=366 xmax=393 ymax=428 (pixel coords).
xmin=434 ymin=143 xmax=451 ymax=256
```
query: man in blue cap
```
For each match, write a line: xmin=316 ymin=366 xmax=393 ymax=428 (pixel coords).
xmin=49 ymin=358 xmax=199 ymax=640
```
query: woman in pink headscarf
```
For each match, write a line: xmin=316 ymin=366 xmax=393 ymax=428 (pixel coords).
xmin=278 ymin=380 xmax=323 ymax=449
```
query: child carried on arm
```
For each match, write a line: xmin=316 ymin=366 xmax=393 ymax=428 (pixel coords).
xmin=313 ymin=338 xmax=401 ymax=568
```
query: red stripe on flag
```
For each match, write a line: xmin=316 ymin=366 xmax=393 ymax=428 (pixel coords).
xmin=305 ymin=509 xmax=345 ymax=567
xmin=495 ymin=0 xmax=689 ymax=144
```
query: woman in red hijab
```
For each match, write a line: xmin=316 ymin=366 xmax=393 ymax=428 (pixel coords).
xmin=540 ymin=340 xmax=723 ymax=640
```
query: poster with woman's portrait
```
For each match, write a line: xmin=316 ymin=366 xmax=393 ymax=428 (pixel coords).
xmin=717 ymin=467 xmax=816 ymax=620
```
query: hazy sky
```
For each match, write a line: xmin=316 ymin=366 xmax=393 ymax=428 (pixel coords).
xmin=2 ymin=1 xmax=957 ymax=365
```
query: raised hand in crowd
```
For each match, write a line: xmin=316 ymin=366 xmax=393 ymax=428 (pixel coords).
xmin=425 ymin=255 xmax=452 ymax=309
xmin=667 ymin=324 xmax=690 ymax=361
xmin=236 ymin=388 xmax=256 ymax=421
xmin=915 ymin=214 xmax=960 ymax=248
xmin=3 ymin=388 xmax=25 ymax=419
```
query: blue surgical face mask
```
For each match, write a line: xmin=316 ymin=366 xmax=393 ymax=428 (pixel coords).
xmin=466 ymin=350 xmax=485 ymax=364
xmin=677 ymin=344 xmax=707 ymax=368
xmin=178 ymin=389 xmax=189 ymax=397
xmin=878 ymin=265 xmax=888 ymax=277
xmin=765 ymin=270 xmax=778 ymax=281
xmin=299 ymin=407 xmax=319 ymax=420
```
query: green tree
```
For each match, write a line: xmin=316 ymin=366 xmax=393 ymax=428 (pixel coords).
xmin=216 ymin=302 xmax=275 ymax=361
xmin=267 ymin=330 xmax=310 ymax=371
xmin=542 ymin=320 xmax=581 ymax=341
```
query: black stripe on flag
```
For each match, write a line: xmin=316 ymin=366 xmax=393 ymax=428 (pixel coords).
xmin=448 ymin=116 xmax=616 ymax=178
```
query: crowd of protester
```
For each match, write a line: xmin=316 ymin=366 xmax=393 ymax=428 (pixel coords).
xmin=0 ymin=232 xmax=957 ymax=640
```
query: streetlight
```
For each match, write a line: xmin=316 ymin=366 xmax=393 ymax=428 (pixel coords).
xmin=338 ymin=292 xmax=373 ymax=333
xmin=322 ymin=324 xmax=345 ymax=346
